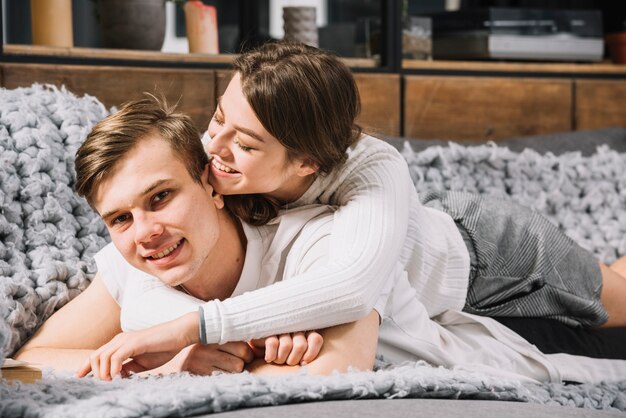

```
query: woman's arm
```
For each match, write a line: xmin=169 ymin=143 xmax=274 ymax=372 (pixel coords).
xmin=78 ymin=310 xmax=380 ymax=379
xmin=14 ymin=274 xmax=122 ymax=372
xmin=200 ymin=138 xmax=411 ymax=344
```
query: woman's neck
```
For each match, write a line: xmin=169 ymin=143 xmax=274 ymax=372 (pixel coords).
xmin=271 ymin=173 xmax=317 ymax=205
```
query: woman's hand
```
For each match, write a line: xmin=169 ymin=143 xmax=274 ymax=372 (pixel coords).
xmin=75 ymin=312 xmax=199 ymax=380
xmin=177 ymin=343 xmax=255 ymax=375
xmin=249 ymin=331 xmax=323 ymax=366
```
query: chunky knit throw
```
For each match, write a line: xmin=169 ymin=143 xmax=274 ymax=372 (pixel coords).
xmin=0 ymin=85 xmax=625 ymax=416
xmin=0 ymin=84 xmax=110 ymax=356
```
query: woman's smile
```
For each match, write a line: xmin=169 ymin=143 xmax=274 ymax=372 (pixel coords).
xmin=211 ymin=158 xmax=240 ymax=175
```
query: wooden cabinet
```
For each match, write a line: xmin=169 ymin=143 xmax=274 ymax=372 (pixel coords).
xmin=1 ymin=63 xmax=217 ymax=131
xmin=576 ymin=80 xmax=626 ymax=130
xmin=402 ymin=60 xmax=626 ymax=141
xmin=2 ymin=46 xmax=626 ymax=141
xmin=404 ymin=76 xmax=572 ymax=141
xmin=0 ymin=45 xmax=399 ymax=137
xmin=353 ymin=73 xmax=401 ymax=137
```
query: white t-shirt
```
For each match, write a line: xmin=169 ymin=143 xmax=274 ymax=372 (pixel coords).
xmin=95 ymin=205 xmax=626 ymax=384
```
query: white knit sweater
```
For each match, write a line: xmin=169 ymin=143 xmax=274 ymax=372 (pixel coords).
xmin=198 ymin=135 xmax=470 ymax=343
xmin=96 ymin=203 xmax=626 ymax=384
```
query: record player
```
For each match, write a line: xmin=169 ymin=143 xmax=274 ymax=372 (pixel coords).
xmin=430 ymin=8 xmax=604 ymax=61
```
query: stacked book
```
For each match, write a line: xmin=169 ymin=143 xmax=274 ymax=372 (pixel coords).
xmin=1 ymin=358 xmax=42 ymax=384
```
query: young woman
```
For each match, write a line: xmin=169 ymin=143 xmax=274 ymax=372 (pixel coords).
xmin=203 ymin=40 xmax=626 ymax=331
xmin=80 ymin=41 xmax=626 ymax=377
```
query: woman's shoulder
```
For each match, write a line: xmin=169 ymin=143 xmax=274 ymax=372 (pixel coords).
xmin=351 ymin=134 xmax=399 ymax=153
xmin=345 ymin=134 xmax=404 ymax=163
xmin=339 ymin=134 xmax=407 ymax=173
xmin=299 ymin=134 xmax=411 ymax=205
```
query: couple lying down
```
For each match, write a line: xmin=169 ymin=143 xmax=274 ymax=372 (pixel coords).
xmin=16 ymin=42 xmax=626 ymax=384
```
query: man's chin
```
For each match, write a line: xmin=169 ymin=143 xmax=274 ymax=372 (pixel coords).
xmin=135 ymin=263 xmax=185 ymax=288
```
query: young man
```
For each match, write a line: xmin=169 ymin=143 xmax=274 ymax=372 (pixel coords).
xmin=19 ymin=96 xmax=626 ymax=384
xmin=15 ymin=96 xmax=380 ymax=378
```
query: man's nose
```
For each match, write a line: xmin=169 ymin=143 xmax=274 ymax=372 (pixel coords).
xmin=134 ymin=213 xmax=164 ymax=245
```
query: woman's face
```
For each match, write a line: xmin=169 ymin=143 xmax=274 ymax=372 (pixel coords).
xmin=205 ymin=73 xmax=317 ymax=203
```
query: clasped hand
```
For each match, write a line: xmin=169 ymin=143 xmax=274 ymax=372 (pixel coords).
xmin=77 ymin=328 xmax=323 ymax=381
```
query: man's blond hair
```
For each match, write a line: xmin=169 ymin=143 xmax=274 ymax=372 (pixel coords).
xmin=75 ymin=94 xmax=208 ymax=207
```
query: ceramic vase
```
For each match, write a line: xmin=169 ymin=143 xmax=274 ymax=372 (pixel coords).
xmin=282 ymin=6 xmax=318 ymax=47
xmin=30 ymin=0 xmax=73 ymax=47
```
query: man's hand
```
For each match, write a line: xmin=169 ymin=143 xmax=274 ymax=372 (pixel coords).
xmin=76 ymin=312 xmax=199 ymax=380
xmin=249 ymin=331 xmax=323 ymax=366
xmin=121 ymin=342 xmax=255 ymax=377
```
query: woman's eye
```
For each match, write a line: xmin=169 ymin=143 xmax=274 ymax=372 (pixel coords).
xmin=234 ymin=137 xmax=253 ymax=152
xmin=212 ymin=114 xmax=224 ymax=126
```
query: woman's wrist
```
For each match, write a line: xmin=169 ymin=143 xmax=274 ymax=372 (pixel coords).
xmin=197 ymin=306 xmax=207 ymax=344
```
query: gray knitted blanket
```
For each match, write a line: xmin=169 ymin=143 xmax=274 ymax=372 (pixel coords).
xmin=0 ymin=85 xmax=625 ymax=416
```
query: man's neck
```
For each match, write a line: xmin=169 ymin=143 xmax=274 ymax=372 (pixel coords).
xmin=183 ymin=212 xmax=246 ymax=302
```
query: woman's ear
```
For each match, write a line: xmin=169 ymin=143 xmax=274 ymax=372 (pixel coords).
xmin=296 ymin=158 xmax=320 ymax=177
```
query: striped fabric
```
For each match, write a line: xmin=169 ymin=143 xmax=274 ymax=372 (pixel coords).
xmin=421 ymin=190 xmax=608 ymax=328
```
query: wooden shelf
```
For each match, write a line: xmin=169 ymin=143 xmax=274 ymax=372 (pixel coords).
xmin=13 ymin=45 xmax=625 ymax=75
xmin=403 ymin=59 xmax=626 ymax=76
xmin=2 ymin=44 xmax=380 ymax=68
xmin=4 ymin=43 xmax=236 ymax=64
xmin=3 ymin=44 xmax=624 ymax=141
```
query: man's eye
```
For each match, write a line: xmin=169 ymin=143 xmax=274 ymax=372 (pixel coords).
xmin=153 ymin=190 xmax=170 ymax=203
xmin=112 ymin=214 xmax=130 ymax=225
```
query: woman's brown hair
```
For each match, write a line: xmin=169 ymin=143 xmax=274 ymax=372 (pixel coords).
xmin=225 ymin=41 xmax=362 ymax=225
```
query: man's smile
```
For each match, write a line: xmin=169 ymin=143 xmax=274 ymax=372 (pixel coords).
xmin=145 ymin=239 xmax=185 ymax=264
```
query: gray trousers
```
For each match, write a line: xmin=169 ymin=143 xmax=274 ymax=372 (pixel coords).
xmin=421 ymin=190 xmax=607 ymax=328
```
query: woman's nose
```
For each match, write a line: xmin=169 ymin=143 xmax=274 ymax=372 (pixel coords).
xmin=206 ymin=128 xmax=232 ymax=158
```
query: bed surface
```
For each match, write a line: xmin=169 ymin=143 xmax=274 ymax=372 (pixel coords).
xmin=217 ymin=127 xmax=626 ymax=418
xmin=214 ymin=398 xmax=623 ymax=417
xmin=1 ymin=85 xmax=625 ymax=417
xmin=383 ymin=126 xmax=626 ymax=155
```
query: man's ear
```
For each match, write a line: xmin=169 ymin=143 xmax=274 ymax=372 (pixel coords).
xmin=296 ymin=158 xmax=319 ymax=177
xmin=202 ymin=163 xmax=225 ymax=209
xmin=201 ymin=164 xmax=211 ymax=185
xmin=212 ymin=191 xmax=225 ymax=209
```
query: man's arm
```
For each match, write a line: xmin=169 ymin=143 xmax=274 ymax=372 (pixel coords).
xmin=77 ymin=309 xmax=379 ymax=379
xmin=14 ymin=273 xmax=122 ymax=372
xmin=246 ymin=310 xmax=380 ymax=375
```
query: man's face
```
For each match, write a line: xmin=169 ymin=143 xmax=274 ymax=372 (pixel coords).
xmin=93 ymin=133 xmax=222 ymax=288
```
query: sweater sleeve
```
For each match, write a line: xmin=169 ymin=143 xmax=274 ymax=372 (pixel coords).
xmin=200 ymin=137 xmax=412 ymax=344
